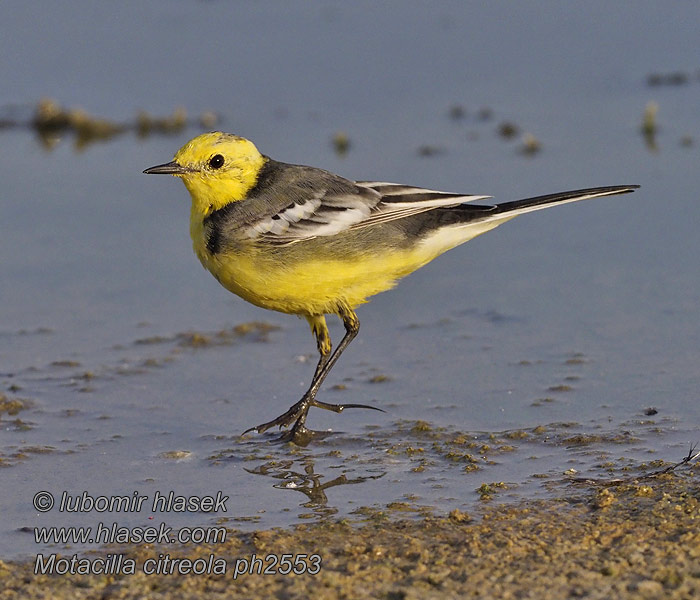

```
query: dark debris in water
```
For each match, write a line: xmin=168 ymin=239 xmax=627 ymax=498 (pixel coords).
xmin=497 ymin=121 xmax=520 ymax=139
xmin=0 ymin=98 xmax=220 ymax=150
xmin=0 ymin=444 xmax=58 ymax=468
xmin=570 ymin=444 xmax=700 ymax=487
xmin=331 ymin=131 xmax=350 ymax=156
xmin=0 ymin=394 xmax=31 ymax=417
xmin=646 ymin=70 xmax=695 ymax=87
xmin=134 ymin=322 xmax=280 ymax=350
xmin=560 ymin=432 xmax=639 ymax=446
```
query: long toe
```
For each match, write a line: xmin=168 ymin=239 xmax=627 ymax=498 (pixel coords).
xmin=242 ymin=400 xmax=308 ymax=435
xmin=312 ymin=400 xmax=386 ymax=414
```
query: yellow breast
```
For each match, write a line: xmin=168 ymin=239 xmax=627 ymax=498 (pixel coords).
xmin=189 ymin=206 xmax=511 ymax=318
xmin=190 ymin=214 xmax=426 ymax=317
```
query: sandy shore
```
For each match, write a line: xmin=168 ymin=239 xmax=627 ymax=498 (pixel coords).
xmin=1 ymin=467 xmax=698 ymax=599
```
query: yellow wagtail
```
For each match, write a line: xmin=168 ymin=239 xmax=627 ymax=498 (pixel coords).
xmin=144 ymin=132 xmax=638 ymax=442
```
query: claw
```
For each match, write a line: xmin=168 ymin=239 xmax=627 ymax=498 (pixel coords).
xmin=347 ymin=403 xmax=386 ymax=412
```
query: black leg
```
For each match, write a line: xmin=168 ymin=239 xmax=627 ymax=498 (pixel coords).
xmin=302 ymin=305 xmax=359 ymax=403
xmin=243 ymin=306 xmax=383 ymax=439
xmin=308 ymin=314 xmax=332 ymax=384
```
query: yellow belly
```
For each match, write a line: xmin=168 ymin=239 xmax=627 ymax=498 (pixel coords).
xmin=190 ymin=212 xmax=511 ymax=317
xmin=197 ymin=243 xmax=417 ymax=316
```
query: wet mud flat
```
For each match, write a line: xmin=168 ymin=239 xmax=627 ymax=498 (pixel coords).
xmin=2 ymin=470 xmax=697 ymax=600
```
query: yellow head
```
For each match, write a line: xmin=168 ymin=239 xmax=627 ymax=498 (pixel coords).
xmin=144 ymin=132 xmax=266 ymax=216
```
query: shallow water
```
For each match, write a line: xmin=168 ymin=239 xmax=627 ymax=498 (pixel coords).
xmin=1 ymin=1 xmax=699 ymax=558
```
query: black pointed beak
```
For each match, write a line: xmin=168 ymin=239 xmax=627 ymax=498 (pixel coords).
xmin=143 ymin=160 xmax=191 ymax=175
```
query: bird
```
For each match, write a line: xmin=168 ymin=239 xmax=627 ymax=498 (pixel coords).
xmin=144 ymin=131 xmax=638 ymax=443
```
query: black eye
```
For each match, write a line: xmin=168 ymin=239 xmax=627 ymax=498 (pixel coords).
xmin=209 ymin=154 xmax=224 ymax=169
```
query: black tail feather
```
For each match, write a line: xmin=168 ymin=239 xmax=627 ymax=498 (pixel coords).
xmin=493 ymin=185 xmax=639 ymax=215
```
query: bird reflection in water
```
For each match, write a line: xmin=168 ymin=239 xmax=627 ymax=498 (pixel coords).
xmin=245 ymin=456 xmax=385 ymax=517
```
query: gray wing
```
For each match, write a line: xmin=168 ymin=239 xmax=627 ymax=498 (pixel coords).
xmin=232 ymin=161 xmax=491 ymax=245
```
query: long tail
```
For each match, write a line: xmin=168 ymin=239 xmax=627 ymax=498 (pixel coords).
xmin=491 ymin=185 xmax=639 ymax=218
xmin=415 ymin=185 xmax=639 ymax=256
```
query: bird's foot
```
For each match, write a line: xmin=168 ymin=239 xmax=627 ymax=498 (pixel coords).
xmin=276 ymin=420 xmax=322 ymax=446
xmin=242 ymin=398 xmax=310 ymax=436
xmin=242 ymin=398 xmax=385 ymax=439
